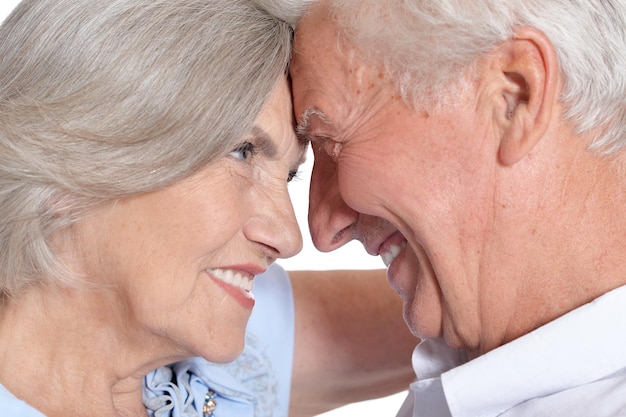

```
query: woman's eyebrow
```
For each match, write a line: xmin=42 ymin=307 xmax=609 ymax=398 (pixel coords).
xmin=251 ymin=125 xmax=308 ymax=166
xmin=250 ymin=126 xmax=277 ymax=158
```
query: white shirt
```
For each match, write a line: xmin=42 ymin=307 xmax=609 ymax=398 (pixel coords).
xmin=398 ymin=284 xmax=626 ymax=417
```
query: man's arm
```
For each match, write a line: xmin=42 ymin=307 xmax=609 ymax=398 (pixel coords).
xmin=289 ymin=269 xmax=418 ymax=417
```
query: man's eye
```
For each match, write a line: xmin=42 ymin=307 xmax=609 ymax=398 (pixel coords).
xmin=229 ymin=142 xmax=256 ymax=161
xmin=312 ymin=136 xmax=342 ymax=162
xmin=320 ymin=139 xmax=342 ymax=162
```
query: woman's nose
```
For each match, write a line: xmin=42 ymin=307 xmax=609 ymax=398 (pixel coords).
xmin=246 ymin=182 xmax=303 ymax=260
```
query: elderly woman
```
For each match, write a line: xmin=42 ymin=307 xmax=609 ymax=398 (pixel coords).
xmin=0 ymin=0 xmax=306 ymax=415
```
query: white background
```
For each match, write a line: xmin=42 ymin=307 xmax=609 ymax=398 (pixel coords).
xmin=0 ymin=1 xmax=407 ymax=415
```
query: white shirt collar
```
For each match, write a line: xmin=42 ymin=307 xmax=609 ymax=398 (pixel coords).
xmin=410 ymin=285 xmax=626 ymax=417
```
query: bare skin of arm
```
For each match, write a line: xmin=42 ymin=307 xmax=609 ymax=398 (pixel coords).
xmin=288 ymin=269 xmax=418 ymax=417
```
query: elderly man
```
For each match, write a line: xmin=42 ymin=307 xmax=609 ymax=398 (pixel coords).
xmin=290 ymin=0 xmax=626 ymax=416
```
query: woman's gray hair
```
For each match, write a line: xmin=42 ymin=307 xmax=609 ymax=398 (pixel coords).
xmin=0 ymin=0 xmax=301 ymax=297
xmin=326 ymin=0 xmax=626 ymax=153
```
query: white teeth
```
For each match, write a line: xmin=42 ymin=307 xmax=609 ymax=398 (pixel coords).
xmin=381 ymin=241 xmax=407 ymax=267
xmin=207 ymin=269 xmax=253 ymax=292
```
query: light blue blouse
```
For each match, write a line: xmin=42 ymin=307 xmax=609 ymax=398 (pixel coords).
xmin=0 ymin=264 xmax=295 ymax=417
xmin=0 ymin=384 xmax=46 ymax=417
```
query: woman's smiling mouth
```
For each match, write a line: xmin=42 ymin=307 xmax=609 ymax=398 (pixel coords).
xmin=206 ymin=268 xmax=257 ymax=309
xmin=207 ymin=268 xmax=254 ymax=292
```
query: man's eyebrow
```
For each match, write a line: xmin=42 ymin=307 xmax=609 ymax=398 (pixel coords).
xmin=296 ymin=108 xmax=331 ymax=142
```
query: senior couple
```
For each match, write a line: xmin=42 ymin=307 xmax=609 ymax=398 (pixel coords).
xmin=1 ymin=0 xmax=625 ymax=416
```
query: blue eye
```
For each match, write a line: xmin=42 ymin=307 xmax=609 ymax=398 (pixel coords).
xmin=229 ymin=142 xmax=256 ymax=161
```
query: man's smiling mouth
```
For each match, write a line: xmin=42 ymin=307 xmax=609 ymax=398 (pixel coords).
xmin=381 ymin=240 xmax=407 ymax=267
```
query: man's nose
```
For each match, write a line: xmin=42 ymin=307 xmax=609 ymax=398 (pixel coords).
xmin=308 ymin=144 xmax=359 ymax=252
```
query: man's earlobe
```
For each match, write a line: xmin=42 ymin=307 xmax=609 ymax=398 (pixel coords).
xmin=497 ymin=27 xmax=558 ymax=166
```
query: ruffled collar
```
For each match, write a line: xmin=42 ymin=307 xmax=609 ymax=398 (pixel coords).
xmin=143 ymin=333 xmax=278 ymax=417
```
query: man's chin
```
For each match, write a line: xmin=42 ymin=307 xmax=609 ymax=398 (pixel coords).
xmin=403 ymin=301 xmax=442 ymax=341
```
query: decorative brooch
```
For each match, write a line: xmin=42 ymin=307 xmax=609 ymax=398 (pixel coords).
xmin=203 ymin=389 xmax=217 ymax=417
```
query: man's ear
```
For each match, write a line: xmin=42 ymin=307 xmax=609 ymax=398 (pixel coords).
xmin=496 ymin=27 xmax=559 ymax=166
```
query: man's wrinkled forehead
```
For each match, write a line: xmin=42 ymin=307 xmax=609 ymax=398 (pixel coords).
xmin=292 ymin=1 xmax=335 ymax=68
xmin=291 ymin=0 xmax=381 ymax=148
xmin=295 ymin=0 xmax=332 ymax=33
xmin=291 ymin=3 xmax=335 ymax=125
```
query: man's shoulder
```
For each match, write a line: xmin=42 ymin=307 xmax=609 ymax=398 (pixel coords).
xmin=499 ymin=367 xmax=626 ymax=417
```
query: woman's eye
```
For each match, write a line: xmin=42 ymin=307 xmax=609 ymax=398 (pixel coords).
xmin=287 ymin=169 xmax=302 ymax=183
xmin=229 ymin=142 xmax=256 ymax=161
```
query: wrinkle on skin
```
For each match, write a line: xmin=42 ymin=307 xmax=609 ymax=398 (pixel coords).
xmin=293 ymin=4 xmax=560 ymax=356
xmin=295 ymin=1 xmax=626 ymax=364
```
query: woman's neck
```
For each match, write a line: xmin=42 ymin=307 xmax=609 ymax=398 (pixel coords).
xmin=0 ymin=284 xmax=180 ymax=417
